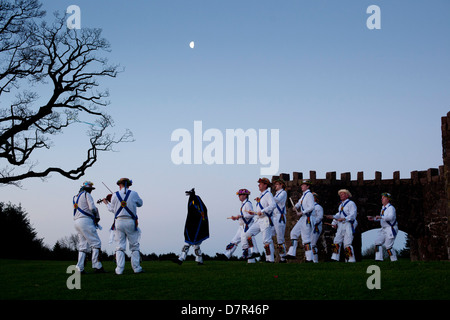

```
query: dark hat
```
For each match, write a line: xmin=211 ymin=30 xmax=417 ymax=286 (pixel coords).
xmin=273 ymin=178 xmax=286 ymax=188
xmin=300 ymin=179 xmax=312 ymax=186
xmin=381 ymin=192 xmax=392 ymax=199
xmin=257 ymin=178 xmax=272 ymax=186
xmin=117 ymin=178 xmax=133 ymax=186
xmin=81 ymin=181 xmax=95 ymax=189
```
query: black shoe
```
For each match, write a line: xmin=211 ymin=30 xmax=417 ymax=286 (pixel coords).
xmin=172 ymin=258 xmax=183 ymax=265
xmin=216 ymin=253 xmax=227 ymax=260
xmin=94 ymin=267 xmax=106 ymax=273
xmin=249 ymin=252 xmax=261 ymax=259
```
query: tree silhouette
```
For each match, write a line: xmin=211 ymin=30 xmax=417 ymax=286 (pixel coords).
xmin=0 ymin=202 xmax=50 ymax=259
xmin=0 ymin=0 xmax=132 ymax=187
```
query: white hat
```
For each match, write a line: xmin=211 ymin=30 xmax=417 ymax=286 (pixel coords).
xmin=338 ymin=189 xmax=352 ymax=197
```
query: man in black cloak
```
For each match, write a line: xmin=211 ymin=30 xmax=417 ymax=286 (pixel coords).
xmin=174 ymin=188 xmax=209 ymax=265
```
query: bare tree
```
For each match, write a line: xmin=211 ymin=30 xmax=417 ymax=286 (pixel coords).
xmin=0 ymin=0 xmax=133 ymax=186
xmin=0 ymin=0 xmax=45 ymax=95
xmin=57 ymin=233 xmax=79 ymax=251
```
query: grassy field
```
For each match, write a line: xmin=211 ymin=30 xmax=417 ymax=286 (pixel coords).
xmin=0 ymin=259 xmax=449 ymax=300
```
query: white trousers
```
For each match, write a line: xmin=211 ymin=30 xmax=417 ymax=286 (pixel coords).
xmin=179 ymin=243 xmax=203 ymax=263
xmin=331 ymin=222 xmax=356 ymax=262
xmin=272 ymin=213 xmax=287 ymax=260
xmin=287 ymin=215 xmax=313 ymax=261
xmin=311 ymin=224 xmax=322 ymax=263
xmin=74 ymin=218 xmax=102 ymax=271
xmin=244 ymin=217 xmax=275 ymax=262
xmin=113 ymin=218 xmax=142 ymax=274
xmin=375 ymin=227 xmax=398 ymax=261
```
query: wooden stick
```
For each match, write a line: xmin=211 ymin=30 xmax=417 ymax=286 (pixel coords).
xmin=289 ymin=197 xmax=301 ymax=215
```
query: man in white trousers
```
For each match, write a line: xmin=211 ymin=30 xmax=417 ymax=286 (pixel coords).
xmin=104 ymin=178 xmax=144 ymax=274
xmin=286 ymin=180 xmax=315 ymax=262
xmin=311 ymin=192 xmax=323 ymax=263
xmin=221 ymin=189 xmax=258 ymax=263
xmin=73 ymin=181 xmax=105 ymax=273
xmin=272 ymin=179 xmax=287 ymax=262
xmin=325 ymin=189 xmax=358 ymax=262
xmin=368 ymin=192 xmax=398 ymax=261
xmin=245 ymin=178 xmax=277 ymax=262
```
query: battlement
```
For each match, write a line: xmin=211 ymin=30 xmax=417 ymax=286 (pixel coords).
xmin=275 ymin=167 xmax=445 ymax=189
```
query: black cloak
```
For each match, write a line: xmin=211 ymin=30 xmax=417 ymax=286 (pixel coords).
xmin=184 ymin=188 xmax=209 ymax=245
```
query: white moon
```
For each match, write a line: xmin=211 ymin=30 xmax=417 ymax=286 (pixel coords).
xmin=189 ymin=41 xmax=195 ymax=49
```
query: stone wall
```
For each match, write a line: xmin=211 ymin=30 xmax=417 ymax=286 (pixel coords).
xmin=271 ymin=112 xmax=450 ymax=261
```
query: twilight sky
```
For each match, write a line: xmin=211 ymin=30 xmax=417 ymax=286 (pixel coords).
xmin=2 ymin=0 xmax=449 ymax=255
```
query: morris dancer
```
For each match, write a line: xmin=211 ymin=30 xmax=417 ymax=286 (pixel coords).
xmin=221 ymin=189 xmax=258 ymax=263
xmin=175 ymin=188 xmax=209 ymax=265
xmin=286 ymin=180 xmax=314 ymax=262
xmin=367 ymin=192 xmax=398 ymax=261
xmin=244 ymin=178 xmax=276 ymax=262
xmin=311 ymin=192 xmax=323 ymax=263
xmin=104 ymin=178 xmax=144 ymax=274
xmin=325 ymin=189 xmax=358 ymax=262
xmin=73 ymin=181 xmax=105 ymax=273
xmin=272 ymin=179 xmax=287 ymax=262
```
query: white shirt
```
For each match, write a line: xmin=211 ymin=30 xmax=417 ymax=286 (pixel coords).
xmin=295 ymin=189 xmax=314 ymax=215
xmin=313 ymin=203 xmax=324 ymax=225
xmin=376 ymin=203 xmax=397 ymax=229
xmin=239 ymin=199 xmax=254 ymax=228
xmin=273 ymin=189 xmax=287 ymax=215
xmin=107 ymin=188 xmax=143 ymax=219
xmin=255 ymin=189 xmax=276 ymax=219
xmin=73 ymin=191 xmax=98 ymax=220
xmin=333 ymin=199 xmax=357 ymax=224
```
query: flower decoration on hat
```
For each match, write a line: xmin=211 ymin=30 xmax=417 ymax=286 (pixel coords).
xmin=381 ymin=192 xmax=392 ymax=199
xmin=236 ymin=189 xmax=251 ymax=195
xmin=257 ymin=178 xmax=272 ymax=186
xmin=81 ymin=181 xmax=95 ymax=189
xmin=300 ymin=179 xmax=312 ymax=186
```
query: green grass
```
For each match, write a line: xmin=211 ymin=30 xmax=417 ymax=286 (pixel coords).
xmin=0 ymin=259 xmax=449 ymax=300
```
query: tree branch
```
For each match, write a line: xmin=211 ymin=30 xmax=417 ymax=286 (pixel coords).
xmin=0 ymin=2 xmax=131 ymax=186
